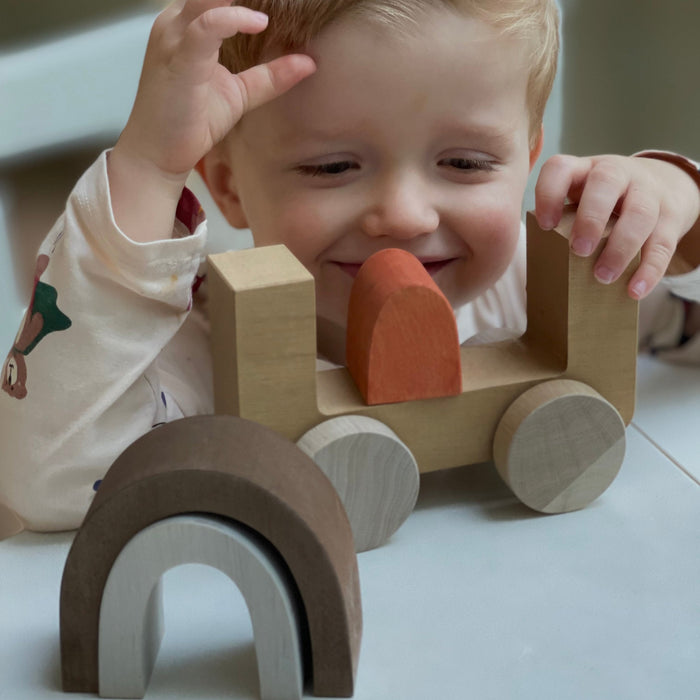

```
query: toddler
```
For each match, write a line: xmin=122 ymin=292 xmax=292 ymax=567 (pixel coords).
xmin=1 ymin=0 xmax=699 ymax=536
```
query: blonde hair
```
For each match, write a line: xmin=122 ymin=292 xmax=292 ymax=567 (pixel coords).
xmin=220 ymin=0 xmax=560 ymax=146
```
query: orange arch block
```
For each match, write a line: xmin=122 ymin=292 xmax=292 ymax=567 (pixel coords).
xmin=346 ymin=249 xmax=462 ymax=405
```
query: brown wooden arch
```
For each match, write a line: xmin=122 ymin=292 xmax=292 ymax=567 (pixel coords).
xmin=60 ymin=415 xmax=361 ymax=697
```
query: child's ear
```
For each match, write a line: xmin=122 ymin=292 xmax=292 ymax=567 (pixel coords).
xmin=529 ymin=125 xmax=545 ymax=172
xmin=198 ymin=149 xmax=249 ymax=229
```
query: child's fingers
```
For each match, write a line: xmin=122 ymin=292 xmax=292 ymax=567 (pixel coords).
xmin=534 ymin=154 xmax=590 ymax=229
xmin=626 ymin=222 xmax=679 ymax=299
xmin=232 ymin=54 xmax=317 ymax=114
xmin=178 ymin=5 xmax=269 ymax=67
xmin=568 ymin=159 xmax=631 ymax=258
xmin=177 ymin=0 xmax=255 ymax=27
xmin=592 ymin=185 xmax=659 ymax=285
xmin=149 ymin=0 xmax=232 ymax=45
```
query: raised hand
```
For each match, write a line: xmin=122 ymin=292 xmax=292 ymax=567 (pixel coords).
xmin=108 ymin=0 xmax=316 ymax=242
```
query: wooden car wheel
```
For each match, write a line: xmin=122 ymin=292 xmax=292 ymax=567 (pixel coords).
xmin=493 ymin=379 xmax=626 ymax=513
xmin=297 ymin=416 xmax=419 ymax=552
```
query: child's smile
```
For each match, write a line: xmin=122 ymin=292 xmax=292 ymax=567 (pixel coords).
xmin=209 ymin=6 xmax=543 ymax=362
xmin=334 ymin=257 xmax=458 ymax=280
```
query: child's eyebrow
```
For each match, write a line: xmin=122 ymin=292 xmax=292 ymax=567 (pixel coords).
xmin=270 ymin=123 xmax=517 ymax=148
xmin=268 ymin=123 xmax=359 ymax=147
xmin=253 ymin=115 xmax=521 ymax=159
xmin=439 ymin=122 xmax=519 ymax=149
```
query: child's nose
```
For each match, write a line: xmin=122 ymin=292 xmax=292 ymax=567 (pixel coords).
xmin=361 ymin=173 xmax=439 ymax=239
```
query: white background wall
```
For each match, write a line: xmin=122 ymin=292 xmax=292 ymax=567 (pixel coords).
xmin=559 ymin=0 xmax=700 ymax=157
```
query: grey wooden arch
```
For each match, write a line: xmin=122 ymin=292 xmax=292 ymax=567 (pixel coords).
xmin=98 ymin=514 xmax=305 ymax=700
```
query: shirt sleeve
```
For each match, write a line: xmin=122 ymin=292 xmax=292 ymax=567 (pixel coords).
xmin=634 ymin=151 xmax=700 ymax=363
xmin=0 ymin=150 xmax=210 ymax=534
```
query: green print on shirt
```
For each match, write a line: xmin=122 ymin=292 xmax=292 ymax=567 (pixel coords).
xmin=18 ymin=281 xmax=72 ymax=355
xmin=2 ymin=254 xmax=72 ymax=400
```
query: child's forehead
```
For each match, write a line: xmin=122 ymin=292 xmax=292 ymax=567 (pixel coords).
xmin=231 ymin=6 xmax=533 ymax=152
xmin=309 ymin=14 xmax=527 ymax=97
xmin=308 ymin=3 xmax=509 ymax=47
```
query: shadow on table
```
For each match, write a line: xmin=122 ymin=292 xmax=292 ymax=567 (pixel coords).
xmin=414 ymin=461 xmax=545 ymax=523
xmin=149 ymin=642 xmax=262 ymax=699
xmin=1 ymin=528 xmax=75 ymax=550
xmin=45 ymin=640 xmax=262 ymax=698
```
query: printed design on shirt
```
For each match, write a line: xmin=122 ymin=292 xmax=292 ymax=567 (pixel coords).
xmin=2 ymin=254 xmax=72 ymax=400
xmin=175 ymin=187 xmax=207 ymax=312
xmin=176 ymin=187 xmax=206 ymax=236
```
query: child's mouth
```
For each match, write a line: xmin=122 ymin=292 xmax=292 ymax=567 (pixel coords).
xmin=336 ymin=258 xmax=455 ymax=279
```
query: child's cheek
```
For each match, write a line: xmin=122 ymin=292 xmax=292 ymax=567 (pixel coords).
xmin=465 ymin=204 xmax=520 ymax=254
xmin=274 ymin=200 xmax=329 ymax=269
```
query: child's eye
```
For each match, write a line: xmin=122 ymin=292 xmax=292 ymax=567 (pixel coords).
xmin=296 ymin=161 xmax=360 ymax=177
xmin=439 ymin=157 xmax=495 ymax=172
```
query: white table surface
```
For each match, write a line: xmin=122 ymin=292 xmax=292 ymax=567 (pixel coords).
xmin=634 ymin=354 xmax=700 ymax=485
xmin=1 ymin=358 xmax=699 ymax=700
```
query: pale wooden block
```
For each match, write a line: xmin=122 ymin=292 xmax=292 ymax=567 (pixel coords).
xmin=98 ymin=514 xmax=304 ymax=700
xmin=207 ymin=246 xmax=319 ymax=438
xmin=297 ymin=416 xmax=420 ymax=552
xmin=525 ymin=208 xmax=638 ymax=424
xmin=493 ymin=379 xmax=626 ymax=513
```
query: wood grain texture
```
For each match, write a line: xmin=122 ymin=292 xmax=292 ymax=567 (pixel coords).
xmin=98 ymin=515 xmax=304 ymax=700
xmin=207 ymin=246 xmax=319 ymax=439
xmin=60 ymin=415 xmax=361 ymax=698
xmin=345 ymin=249 xmax=461 ymax=405
xmin=297 ymin=416 xmax=420 ymax=552
xmin=524 ymin=207 xmax=638 ymax=424
xmin=492 ymin=379 xmax=626 ymax=513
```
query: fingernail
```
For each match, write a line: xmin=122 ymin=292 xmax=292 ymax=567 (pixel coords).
xmin=595 ymin=266 xmax=616 ymax=284
xmin=630 ymin=280 xmax=647 ymax=299
xmin=538 ymin=215 xmax=554 ymax=230
xmin=253 ymin=10 xmax=269 ymax=22
xmin=572 ymin=237 xmax=594 ymax=257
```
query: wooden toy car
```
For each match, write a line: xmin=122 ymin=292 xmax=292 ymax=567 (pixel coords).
xmin=208 ymin=205 xmax=639 ymax=552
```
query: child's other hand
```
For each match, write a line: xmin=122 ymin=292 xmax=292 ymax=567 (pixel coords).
xmin=108 ymin=0 xmax=316 ymax=242
xmin=534 ymin=154 xmax=700 ymax=299
xmin=117 ymin=0 xmax=316 ymax=179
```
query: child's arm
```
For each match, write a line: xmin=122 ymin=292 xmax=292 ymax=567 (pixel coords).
xmin=108 ymin=0 xmax=315 ymax=243
xmin=0 ymin=1 xmax=317 ymax=536
xmin=533 ymin=153 xmax=700 ymax=300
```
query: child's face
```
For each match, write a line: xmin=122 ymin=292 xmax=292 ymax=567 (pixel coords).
xmin=210 ymin=8 xmax=542 ymax=359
